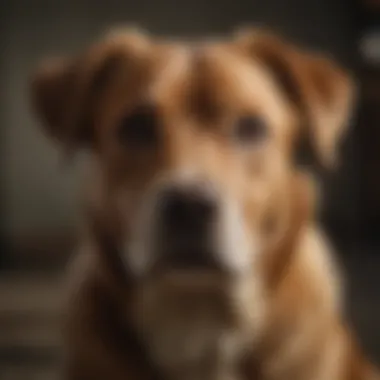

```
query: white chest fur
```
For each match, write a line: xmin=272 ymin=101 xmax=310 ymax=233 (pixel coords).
xmin=131 ymin=278 xmax=262 ymax=380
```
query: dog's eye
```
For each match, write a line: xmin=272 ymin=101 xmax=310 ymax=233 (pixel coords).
xmin=118 ymin=105 xmax=158 ymax=147
xmin=234 ymin=116 xmax=268 ymax=144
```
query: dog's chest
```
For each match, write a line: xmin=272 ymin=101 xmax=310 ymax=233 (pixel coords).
xmin=133 ymin=291 xmax=250 ymax=380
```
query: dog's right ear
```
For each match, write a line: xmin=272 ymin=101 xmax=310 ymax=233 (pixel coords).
xmin=234 ymin=28 xmax=355 ymax=170
xmin=30 ymin=29 xmax=150 ymax=152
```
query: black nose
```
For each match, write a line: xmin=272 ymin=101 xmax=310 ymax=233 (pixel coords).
xmin=160 ymin=184 xmax=217 ymax=233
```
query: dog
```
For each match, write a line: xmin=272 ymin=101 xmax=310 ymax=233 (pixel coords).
xmin=30 ymin=27 xmax=379 ymax=380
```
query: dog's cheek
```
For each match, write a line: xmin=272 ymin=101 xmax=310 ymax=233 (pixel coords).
xmin=212 ymin=197 xmax=256 ymax=275
xmin=113 ymin=188 xmax=155 ymax=277
xmin=244 ymin=151 xmax=291 ymax=249
xmin=213 ymin=154 xmax=272 ymax=273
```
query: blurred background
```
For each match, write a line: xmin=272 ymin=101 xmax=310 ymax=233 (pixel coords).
xmin=0 ymin=0 xmax=379 ymax=378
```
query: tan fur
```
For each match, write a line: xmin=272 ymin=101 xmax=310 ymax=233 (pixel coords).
xmin=30 ymin=27 xmax=378 ymax=380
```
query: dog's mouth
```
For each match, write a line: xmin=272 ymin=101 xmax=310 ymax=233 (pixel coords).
xmin=154 ymin=235 xmax=223 ymax=274
xmin=143 ymin=223 xmax=231 ymax=289
xmin=149 ymin=250 xmax=228 ymax=291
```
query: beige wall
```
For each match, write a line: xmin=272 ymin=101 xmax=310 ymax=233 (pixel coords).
xmin=1 ymin=0 xmax=357 ymax=242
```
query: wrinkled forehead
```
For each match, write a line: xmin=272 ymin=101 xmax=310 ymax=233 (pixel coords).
xmin=147 ymin=42 xmax=290 ymax=128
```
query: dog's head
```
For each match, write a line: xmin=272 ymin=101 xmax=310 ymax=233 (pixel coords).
xmin=30 ymin=28 xmax=354 ymax=290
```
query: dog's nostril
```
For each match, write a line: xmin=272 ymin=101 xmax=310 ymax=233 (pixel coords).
xmin=160 ymin=186 xmax=216 ymax=229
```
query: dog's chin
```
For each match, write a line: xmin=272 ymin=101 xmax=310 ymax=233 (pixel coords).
xmin=143 ymin=255 xmax=228 ymax=293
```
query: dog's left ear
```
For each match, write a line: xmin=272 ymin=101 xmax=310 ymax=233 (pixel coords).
xmin=235 ymin=28 xmax=356 ymax=169
xmin=29 ymin=28 xmax=150 ymax=154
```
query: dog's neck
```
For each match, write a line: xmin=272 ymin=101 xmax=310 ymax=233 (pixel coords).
xmin=128 ymin=274 xmax=264 ymax=380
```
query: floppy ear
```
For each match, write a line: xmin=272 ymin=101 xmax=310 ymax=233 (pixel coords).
xmin=235 ymin=28 xmax=356 ymax=169
xmin=30 ymin=29 xmax=150 ymax=152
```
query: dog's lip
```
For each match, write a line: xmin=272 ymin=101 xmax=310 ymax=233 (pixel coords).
xmin=146 ymin=266 xmax=229 ymax=290
xmin=157 ymin=242 xmax=219 ymax=262
xmin=149 ymin=249 xmax=225 ymax=276
xmin=155 ymin=253 xmax=220 ymax=270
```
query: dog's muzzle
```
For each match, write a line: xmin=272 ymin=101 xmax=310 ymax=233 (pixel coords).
xmin=155 ymin=181 xmax=220 ymax=271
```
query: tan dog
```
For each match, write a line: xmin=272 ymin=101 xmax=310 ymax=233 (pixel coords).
xmin=30 ymin=27 xmax=378 ymax=380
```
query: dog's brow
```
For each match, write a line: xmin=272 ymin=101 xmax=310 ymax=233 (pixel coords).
xmin=149 ymin=46 xmax=190 ymax=104
xmin=187 ymin=48 xmax=223 ymax=123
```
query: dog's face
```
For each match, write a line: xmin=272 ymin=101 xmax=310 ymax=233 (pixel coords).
xmin=30 ymin=28 xmax=354 ymax=290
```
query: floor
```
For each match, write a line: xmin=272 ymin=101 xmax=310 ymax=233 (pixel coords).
xmin=0 ymin=273 xmax=63 ymax=380
xmin=0 ymin=243 xmax=379 ymax=379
